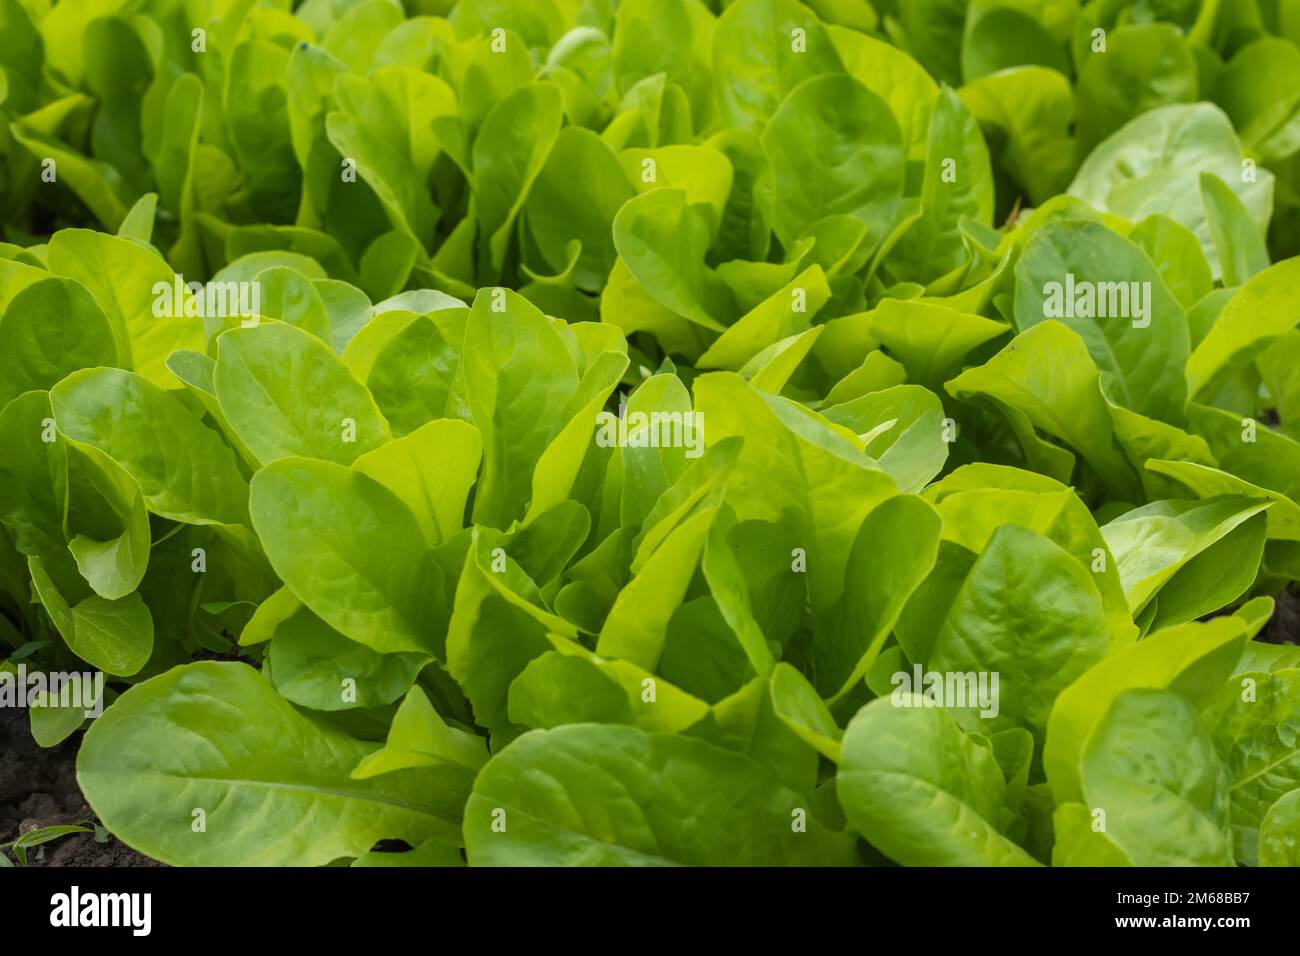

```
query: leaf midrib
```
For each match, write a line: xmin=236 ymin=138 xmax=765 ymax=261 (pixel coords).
xmin=135 ymin=771 xmax=456 ymax=820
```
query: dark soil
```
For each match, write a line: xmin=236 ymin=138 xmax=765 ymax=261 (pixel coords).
xmin=0 ymin=706 xmax=162 ymax=867
xmin=1260 ymin=586 xmax=1300 ymax=646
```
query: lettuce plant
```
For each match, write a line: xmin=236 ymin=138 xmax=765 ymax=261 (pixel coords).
xmin=1 ymin=0 xmax=1299 ymax=868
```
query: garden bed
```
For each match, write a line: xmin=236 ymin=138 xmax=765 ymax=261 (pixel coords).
xmin=0 ymin=706 xmax=160 ymax=867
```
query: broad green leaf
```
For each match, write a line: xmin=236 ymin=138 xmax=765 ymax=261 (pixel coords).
xmin=712 ymin=0 xmax=843 ymax=132
xmin=814 ymin=494 xmax=941 ymax=700
xmin=1075 ymin=689 xmax=1233 ymax=866
xmin=1044 ymin=616 xmax=1247 ymax=805
xmin=614 ymin=373 xmax=695 ymax=528
xmin=827 ymin=25 xmax=937 ymax=158
xmin=0 ymin=278 xmax=121 ymax=407
xmin=29 ymin=555 xmax=152 ymax=677
xmin=51 ymin=368 xmax=249 ymax=527
xmin=769 ymin=662 xmax=842 ymax=762
xmin=688 ymin=674 xmax=817 ymax=794
xmin=446 ymin=533 xmax=577 ymax=735
xmin=1201 ymin=172 xmax=1270 ymax=287
xmin=326 ymin=66 xmax=451 ymax=249
xmin=117 ymin=194 xmax=156 ymax=243
xmin=699 ymin=511 xmax=779 ymax=676
xmin=658 ymin=594 xmax=757 ymax=703
xmin=1188 ymin=287 xmax=1234 ymax=350
xmin=64 ymin=441 xmax=150 ymax=601
xmin=888 ymin=87 xmax=993 ymax=283
xmin=743 ymin=327 xmax=824 ymax=394
xmin=927 ymin=477 xmax=1136 ymax=648
xmin=612 ymin=189 xmax=735 ymax=330
xmin=823 ymin=385 xmax=948 ymax=493
xmin=694 ymin=372 xmax=898 ymax=613
xmin=704 ymin=127 xmax=775 ymax=262
xmin=1186 ymin=258 xmax=1300 ymax=402
xmin=762 ymin=74 xmax=903 ymax=247
xmin=510 ymin=642 xmax=709 ymax=733
xmin=462 ymin=289 xmax=579 ymax=528
xmin=473 ymin=82 xmax=564 ymax=276
xmin=78 ymin=661 xmax=469 ymax=865
xmin=82 ymin=16 xmax=153 ymax=193
xmin=225 ymin=39 xmax=300 ymax=223
xmin=619 ymin=145 xmax=735 ymax=235
xmin=598 ymin=505 xmax=718 ymax=669
xmin=9 ymin=122 xmax=131 ymax=232
xmin=267 ymin=605 xmax=428 ymax=713
xmin=1074 ymin=24 xmax=1196 ymax=155
xmin=1102 ymin=497 xmax=1271 ymax=623
xmin=839 ymin=697 xmax=1039 ymax=866
xmin=47 ymin=229 xmax=204 ymax=389
xmin=1068 ymin=103 xmax=1274 ymax=274
xmin=928 ymin=524 xmax=1110 ymax=741
xmin=958 ymin=66 xmax=1074 ymax=204
xmin=1110 ymin=404 xmax=1217 ymax=500
xmin=632 ymin=436 xmax=740 ymax=563
xmin=508 ymin=652 xmax=638 ymax=729
xmin=0 ymin=390 xmax=69 ymax=562
xmin=353 ymin=420 xmax=482 ymax=546
xmin=946 ymin=321 xmax=1140 ymax=500
xmin=1259 ymin=790 xmax=1300 ymax=867
xmin=821 ymin=350 xmax=906 ymax=407
xmin=1232 ymin=597 xmax=1277 ymax=643
xmin=1258 ymin=330 xmax=1300 ymax=433
xmin=1206 ymin=668 xmax=1300 ymax=865
xmin=502 ymin=500 xmax=591 ymax=589
xmin=456 ymin=0 xmax=571 ymax=48
xmin=1147 ymin=459 xmax=1300 ymax=542
xmin=239 ymin=585 xmax=301 ymax=648
xmin=0 ymin=258 xmax=48 ymax=314
xmin=887 ymin=0 xmax=967 ymax=86
xmin=316 ymin=279 xmax=372 ymax=352
xmin=0 ymin=0 xmax=42 ymax=113
xmin=255 ymin=267 xmax=332 ymax=342
xmin=1214 ymin=36 xmax=1300 ymax=161
xmin=527 ymin=350 xmax=628 ymax=522
xmin=1050 ymin=802 xmax=1134 ymax=866
xmin=612 ymin=0 xmax=715 ymax=128
xmin=322 ymin=0 xmax=405 ymax=71
xmin=863 ymin=299 xmax=1009 ymax=391
xmin=1128 ymin=214 xmax=1214 ymax=310
xmin=525 ymin=127 xmax=634 ymax=291
xmin=29 ymin=689 xmax=92 ymax=748
xmin=154 ymin=72 xmax=208 ymax=277
xmin=1013 ymin=220 xmax=1189 ymax=423
xmin=215 ymin=321 xmax=392 ymax=466
xmin=1188 ymin=404 xmax=1300 ymax=504
xmin=361 ymin=230 xmax=423 ymax=304
xmin=464 ymin=723 xmax=858 ymax=865
xmin=250 ymin=458 xmax=444 ymax=656
xmin=366 ymin=308 xmax=470 ymax=436
xmin=698 ymin=265 xmax=829 ymax=372
xmin=962 ymin=2 xmax=1071 ymax=81
xmin=600 ymin=257 xmax=716 ymax=359
xmin=353 ymin=686 xmax=488 ymax=779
